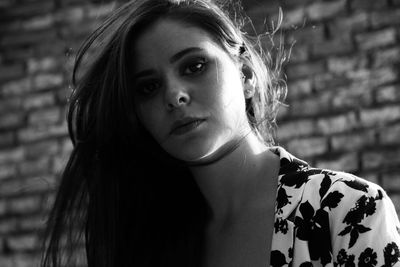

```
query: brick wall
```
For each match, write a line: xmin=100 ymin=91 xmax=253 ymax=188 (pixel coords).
xmin=0 ymin=0 xmax=399 ymax=266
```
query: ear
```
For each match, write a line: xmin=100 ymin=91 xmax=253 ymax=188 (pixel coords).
xmin=240 ymin=63 xmax=256 ymax=99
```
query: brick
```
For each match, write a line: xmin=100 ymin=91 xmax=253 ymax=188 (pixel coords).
xmin=315 ymin=152 xmax=358 ymax=173
xmin=0 ymin=63 xmax=24 ymax=82
xmin=372 ymin=47 xmax=400 ymax=67
xmin=0 ymin=178 xmax=20 ymax=197
xmin=19 ymin=157 xmax=51 ymax=176
xmin=288 ymin=44 xmax=309 ymax=63
xmin=0 ymin=20 xmax=21 ymax=34
xmin=331 ymin=131 xmax=375 ymax=152
xmin=41 ymin=192 xmax=55 ymax=212
xmin=0 ymin=29 xmax=58 ymax=48
xmin=376 ymin=85 xmax=400 ymax=103
xmin=360 ymin=105 xmax=400 ymax=127
xmin=35 ymin=39 xmax=69 ymax=57
xmin=0 ymin=98 xmax=21 ymax=113
xmin=21 ymin=175 xmax=57 ymax=194
xmin=0 ymin=78 xmax=31 ymax=96
xmin=368 ymin=67 xmax=397 ymax=87
xmin=281 ymin=7 xmax=306 ymax=29
xmin=32 ymin=73 xmax=64 ymax=91
xmin=61 ymin=138 xmax=73 ymax=154
xmin=57 ymin=86 xmax=73 ymax=104
xmin=7 ymin=195 xmax=41 ymax=214
xmin=371 ymin=9 xmax=400 ymax=28
xmin=289 ymin=91 xmax=332 ymax=116
xmin=0 ymin=0 xmax=14 ymax=8
xmin=59 ymin=20 xmax=97 ymax=39
xmin=1 ymin=47 xmax=34 ymax=62
xmin=286 ymin=25 xmax=325 ymax=44
xmin=287 ymin=136 xmax=327 ymax=157
xmin=17 ymin=123 xmax=67 ymax=143
xmin=246 ymin=1 xmax=280 ymax=18
xmin=22 ymin=92 xmax=55 ymax=110
xmin=313 ymin=73 xmax=350 ymax=91
xmin=25 ymin=140 xmax=59 ymax=159
xmin=0 ymin=176 xmax=54 ymax=197
xmin=21 ymin=14 xmax=54 ymax=31
xmin=329 ymin=12 xmax=369 ymax=39
xmin=311 ymin=35 xmax=353 ymax=57
xmin=0 ymin=147 xmax=24 ymax=164
xmin=0 ymin=218 xmax=18 ymax=234
xmin=55 ymin=6 xmax=85 ymax=24
xmin=276 ymin=119 xmax=315 ymax=140
xmin=316 ymin=112 xmax=357 ymax=135
xmin=287 ymin=78 xmax=312 ymax=99
xmin=351 ymin=0 xmax=387 ymax=10
xmin=355 ymin=28 xmax=396 ymax=50
xmin=346 ymin=67 xmax=397 ymax=88
xmin=18 ymin=215 xmax=47 ymax=232
xmin=0 ymin=254 xmax=40 ymax=267
xmin=379 ymin=123 xmax=400 ymax=145
xmin=0 ymin=112 xmax=25 ymax=129
xmin=382 ymin=172 xmax=400 ymax=191
xmin=87 ymin=2 xmax=116 ymax=19
xmin=306 ymin=0 xmax=346 ymax=20
xmin=286 ymin=60 xmax=325 ymax=79
xmin=362 ymin=149 xmax=400 ymax=169
xmin=0 ymin=164 xmax=17 ymax=180
xmin=358 ymin=172 xmax=379 ymax=185
xmin=334 ymin=84 xmax=366 ymax=110
xmin=7 ymin=234 xmax=37 ymax=251
xmin=28 ymin=107 xmax=61 ymax=125
xmin=0 ymin=132 xmax=14 ymax=147
xmin=0 ymin=200 xmax=5 ymax=215
xmin=3 ymin=1 xmax=54 ymax=18
xmin=53 ymin=154 xmax=69 ymax=174
xmin=27 ymin=57 xmax=58 ymax=74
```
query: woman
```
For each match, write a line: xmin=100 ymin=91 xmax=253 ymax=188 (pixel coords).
xmin=40 ymin=0 xmax=400 ymax=266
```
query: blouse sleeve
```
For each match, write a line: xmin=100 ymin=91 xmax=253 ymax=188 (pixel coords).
xmin=326 ymin=173 xmax=400 ymax=267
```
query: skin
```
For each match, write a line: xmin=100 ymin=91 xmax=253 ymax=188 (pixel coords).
xmin=132 ymin=19 xmax=280 ymax=267
xmin=132 ymin=19 xmax=250 ymax=163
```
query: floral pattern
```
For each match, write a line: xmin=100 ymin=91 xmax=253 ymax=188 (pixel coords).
xmin=269 ymin=146 xmax=400 ymax=267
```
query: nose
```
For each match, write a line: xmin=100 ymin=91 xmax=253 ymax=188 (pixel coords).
xmin=165 ymin=79 xmax=190 ymax=110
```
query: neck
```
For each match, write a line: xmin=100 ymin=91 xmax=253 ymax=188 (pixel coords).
xmin=188 ymin=133 xmax=279 ymax=225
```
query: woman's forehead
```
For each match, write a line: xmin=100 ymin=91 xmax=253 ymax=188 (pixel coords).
xmin=134 ymin=19 xmax=214 ymax=48
xmin=131 ymin=19 xmax=223 ymax=66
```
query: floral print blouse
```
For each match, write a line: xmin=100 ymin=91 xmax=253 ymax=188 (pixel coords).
xmin=269 ymin=146 xmax=400 ymax=267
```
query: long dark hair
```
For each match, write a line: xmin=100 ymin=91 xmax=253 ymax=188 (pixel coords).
xmin=40 ymin=0 xmax=287 ymax=266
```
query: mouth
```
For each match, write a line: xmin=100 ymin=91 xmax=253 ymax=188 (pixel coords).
xmin=170 ymin=118 xmax=206 ymax=136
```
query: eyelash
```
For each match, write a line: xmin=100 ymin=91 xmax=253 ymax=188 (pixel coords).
xmin=182 ymin=57 xmax=208 ymax=75
xmin=135 ymin=57 xmax=208 ymax=96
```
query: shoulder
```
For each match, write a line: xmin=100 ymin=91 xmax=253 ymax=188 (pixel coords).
xmin=298 ymin=167 xmax=392 ymax=226
xmin=301 ymin=168 xmax=384 ymax=207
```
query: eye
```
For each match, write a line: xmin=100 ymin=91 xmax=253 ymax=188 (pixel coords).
xmin=182 ymin=58 xmax=207 ymax=75
xmin=136 ymin=80 xmax=161 ymax=96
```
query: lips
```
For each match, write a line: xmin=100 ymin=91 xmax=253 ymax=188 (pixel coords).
xmin=170 ymin=117 xmax=205 ymax=135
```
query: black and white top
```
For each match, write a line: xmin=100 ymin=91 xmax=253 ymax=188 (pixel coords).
xmin=270 ymin=146 xmax=400 ymax=267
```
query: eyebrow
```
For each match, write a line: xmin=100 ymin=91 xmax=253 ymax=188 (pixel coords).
xmin=133 ymin=47 xmax=205 ymax=80
xmin=169 ymin=47 xmax=204 ymax=63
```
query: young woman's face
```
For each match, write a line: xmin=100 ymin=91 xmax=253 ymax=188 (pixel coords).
xmin=131 ymin=19 xmax=251 ymax=162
